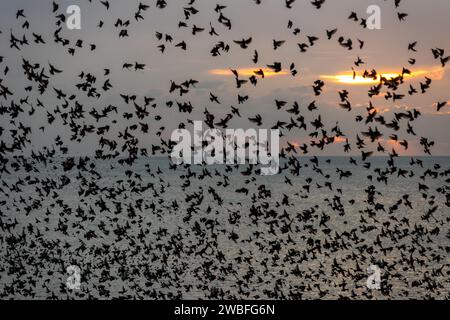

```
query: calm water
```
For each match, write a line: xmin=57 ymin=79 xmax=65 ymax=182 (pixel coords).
xmin=0 ymin=156 xmax=449 ymax=299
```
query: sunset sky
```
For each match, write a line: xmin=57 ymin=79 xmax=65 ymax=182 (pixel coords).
xmin=0 ymin=0 xmax=449 ymax=155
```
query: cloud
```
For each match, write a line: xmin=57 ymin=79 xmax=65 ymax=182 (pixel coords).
xmin=209 ymin=68 xmax=289 ymax=78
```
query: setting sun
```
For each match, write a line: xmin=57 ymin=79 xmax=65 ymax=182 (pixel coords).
xmin=209 ymin=68 xmax=289 ymax=78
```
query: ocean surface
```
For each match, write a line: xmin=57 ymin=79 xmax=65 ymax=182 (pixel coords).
xmin=0 ymin=156 xmax=449 ymax=299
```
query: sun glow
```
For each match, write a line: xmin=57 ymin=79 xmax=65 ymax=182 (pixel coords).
xmin=322 ymin=73 xmax=402 ymax=84
xmin=209 ymin=68 xmax=289 ymax=78
xmin=321 ymin=67 xmax=445 ymax=85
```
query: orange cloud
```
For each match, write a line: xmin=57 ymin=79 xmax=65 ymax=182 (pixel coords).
xmin=321 ymin=67 xmax=445 ymax=85
xmin=209 ymin=68 xmax=289 ymax=78
xmin=333 ymin=136 xmax=347 ymax=143
xmin=322 ymin=73 xmax=403 ymax=85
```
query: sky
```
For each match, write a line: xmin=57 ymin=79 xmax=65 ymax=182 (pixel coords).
xmin=0 ymin=0 xmax=449 ymax=156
